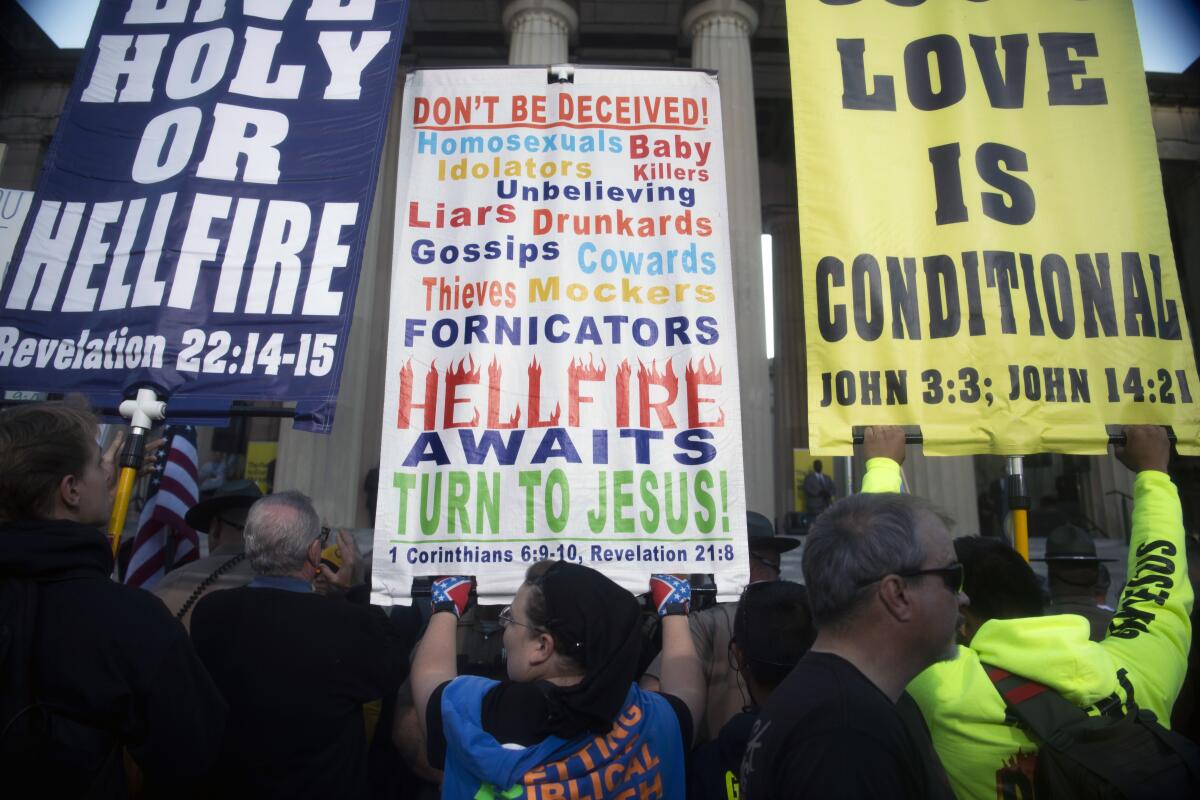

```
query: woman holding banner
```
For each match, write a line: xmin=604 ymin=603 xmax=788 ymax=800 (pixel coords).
xmin=410 ymin=562 xmax=703 ymax=798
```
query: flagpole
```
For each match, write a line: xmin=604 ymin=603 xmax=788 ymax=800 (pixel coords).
xmin=1007 ymin=456 xmax=1030 ymax=562
xmin=108 ymin=388 xmax=166 ymax=556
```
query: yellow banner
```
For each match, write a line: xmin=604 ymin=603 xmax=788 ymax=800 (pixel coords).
xmin=245 ymin=441 xmax=277 ymax=495
xmin=786 ymin=0 xmax=1200 ymax=456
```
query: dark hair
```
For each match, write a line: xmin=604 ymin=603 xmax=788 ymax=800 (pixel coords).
xmin=803 ymin=492 xmax=948 ymax=628
xmin=0 ymin=400 xmax=97 ymax=523
xmin=522 ymin=560 xmax=585 ymax=670
xmin=734 ymin=581 xmax=814 ymax=690
xmin=954 ymin=536 xmax=1043 ymax=620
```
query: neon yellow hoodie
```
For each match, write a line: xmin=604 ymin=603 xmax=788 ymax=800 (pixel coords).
xmin=862 ymin=458 xmax=1193 ymax=800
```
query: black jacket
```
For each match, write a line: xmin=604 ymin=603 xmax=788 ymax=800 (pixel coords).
xmin=688 ymin=710 xmax=756 ymax=800
xmin=191 ymin=584 xmax=412 ymax=800
xmin=0 ymin=518 xmax=226 ymax=798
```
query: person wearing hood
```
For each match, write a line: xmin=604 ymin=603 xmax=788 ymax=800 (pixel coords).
xmin=866 ymin=425 xmax=1192 ymax=799
xmin=0 ymin=400 xmax=226 ymax=797
xmin=410 ymin=561 xmax=705 ymax=799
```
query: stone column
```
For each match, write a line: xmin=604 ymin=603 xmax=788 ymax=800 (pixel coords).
xmin=0 ymin=78 xmax=72 ymax=188
xmin=684 ymin=0 xmax=774 ymax=517
xmin=902 ymin=450 xmax=981 ymax=536
xmin=273 ymin=76 xmax=404 ymax=529
xmin=1175 ymin=171 xmax=1200 ymax=361
xmin=503 ymin=0 xmax=577 ymax=65
xmin=1079 ymin=455 xmax=1136 ymax=541
xmin=766 ymin=206 xmax=804 ymax=521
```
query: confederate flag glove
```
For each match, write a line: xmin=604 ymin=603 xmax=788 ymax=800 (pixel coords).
xmin=650 ymin=574 xmax=691 ymax=617
xmin=431 ymin=576 xmax=473 ymax=618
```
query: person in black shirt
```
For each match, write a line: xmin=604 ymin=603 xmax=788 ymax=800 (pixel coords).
xmin=688 ymin=580 xmax=814 ymax=800
xmin=190 ymin=491 xmax=412 ymax=800
xmin=740 ymin=426 xmax=960 ymax=799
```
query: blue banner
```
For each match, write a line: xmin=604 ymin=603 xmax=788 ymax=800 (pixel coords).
xmin=0 ymin=0 xmax=409 ymax=432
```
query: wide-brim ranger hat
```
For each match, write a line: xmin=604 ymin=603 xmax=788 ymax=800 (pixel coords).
xmin=184 ymin=479 xmax=263 ymax=532
xmin=747 ymin=511 xmax=800 ymax=554
xmin=1035 ymin=523 xmax=1118 ymax=563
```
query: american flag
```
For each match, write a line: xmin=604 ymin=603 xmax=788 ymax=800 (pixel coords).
xmin=125 ymin=425 xmax=201 ymax=588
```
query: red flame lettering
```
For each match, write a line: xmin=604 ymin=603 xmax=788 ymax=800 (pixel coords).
xmin=567 ymin=355 xmax=606 ymax=427
xmin=638 ymin=359 xmax=678 ymax=429
xmin=443 ymin=356 xmax=481 ymax=429
xmin=686 ymin=355 xmax=725 ymax=428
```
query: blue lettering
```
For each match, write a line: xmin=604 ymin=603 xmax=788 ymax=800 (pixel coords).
xmin=674 ymin=429 xmax=717 ymax=465
xmin=402 ymin=432 xmax=450 ymax=466
xmin=459 ymin=429 xmax=525 ymax=465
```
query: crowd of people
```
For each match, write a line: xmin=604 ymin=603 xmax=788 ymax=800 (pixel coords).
xmin=0 ymin=399 xmax=1197 ymax=799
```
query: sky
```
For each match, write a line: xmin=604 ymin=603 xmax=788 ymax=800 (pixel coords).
xmin=14 ymin=0 xmax=1200 ymax=73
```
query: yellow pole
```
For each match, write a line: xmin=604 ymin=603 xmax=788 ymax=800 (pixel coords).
xmin=107 ymin=388 xmax=165 ymax=557
xmin=1012 ymin=506 xmax=1029 ymax=563
xmin=1006 ymin=456 xmax=1030 ymax=562
xmin=108 ymin=465 xmax=139 ymax=556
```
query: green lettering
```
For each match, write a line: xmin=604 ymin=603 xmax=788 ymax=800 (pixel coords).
xmin=545 ymin=468 xmax=570 ymax=533
xmin=639 ymin=470 xmax=660 ymax=532
xmin=518 ymin=471 xmax=542 ymax=533
xmin=476 ymin=472 xmax=500 ymax=533
xmin=695 ymin=469 xmax=716 ymax=533
xmin=393 ymin=472 xmax=415 ymax=535
xmin=588 ymin=471 xmax=608 ymax=532
xmin=419 ymin=472 xmax=441 ymax=535
xmin=665 ymin=472 xmax=688 ymax=534
xmin=613 ymin=469 xmax=634 ymax=533
xmin=447 ymin=471 xmax=470 ymax=533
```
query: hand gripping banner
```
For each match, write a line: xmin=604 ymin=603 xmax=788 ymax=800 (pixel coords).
xmin=786 ymin=0 xmax=1200 ymax=455
xmin=0 ymin=0 xmax=410 ymax=431
xmin=371 ymin=67 xmax=750 ymax=604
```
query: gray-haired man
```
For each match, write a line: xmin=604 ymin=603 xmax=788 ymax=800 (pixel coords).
xmin=740 ymin=427 xmax=960 ymax=799
xmin=190 ymin=491 xmax=412 ymax=800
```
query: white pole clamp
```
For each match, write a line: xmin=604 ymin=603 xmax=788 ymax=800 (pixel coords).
xmin=118 ymin=387 xmax=166 ymax=432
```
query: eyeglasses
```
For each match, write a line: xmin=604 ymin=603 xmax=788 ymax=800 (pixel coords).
xmin=498 ymin=605 xmax=541 ymax=632
xmin=856 ymin=562 xmax=964 ymax=594
xmin=319 ymin=526 xmax=331 ymax=547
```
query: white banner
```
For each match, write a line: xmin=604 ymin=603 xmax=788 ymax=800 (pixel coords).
xmin=372 ymin=67 xmax=748 ymax=604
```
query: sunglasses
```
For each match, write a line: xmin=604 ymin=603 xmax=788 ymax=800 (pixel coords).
xmin=319 ymin=526 xmax=331 ymax=547
xmin=857 ymin=562 xmax=964 ymax=594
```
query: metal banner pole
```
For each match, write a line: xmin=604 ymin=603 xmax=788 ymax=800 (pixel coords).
xmin=1006 ymin=455 xmax=1030 ymax=562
